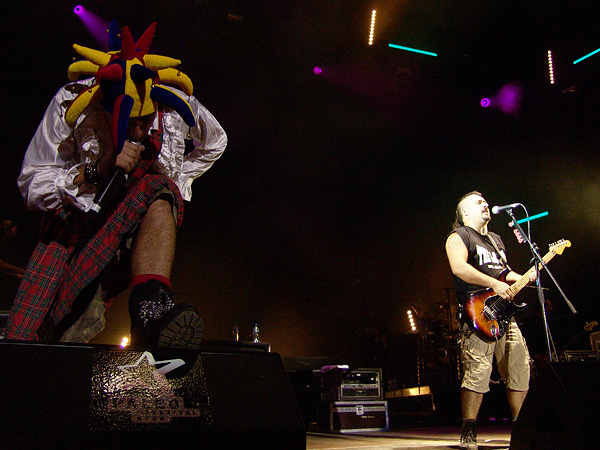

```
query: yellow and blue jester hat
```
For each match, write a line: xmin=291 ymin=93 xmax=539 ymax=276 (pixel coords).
xmin=65 ymin=21 xmax=195 ymax=152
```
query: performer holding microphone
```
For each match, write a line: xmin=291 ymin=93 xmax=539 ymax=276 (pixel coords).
xmin=7 ymin=21 xmax=227 ymax=348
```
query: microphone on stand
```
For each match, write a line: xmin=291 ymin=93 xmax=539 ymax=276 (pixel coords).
xmin=491 ymin=203 xmax=521 ymax=215
xmin=89 ymin=140 xmax=140 ymax=214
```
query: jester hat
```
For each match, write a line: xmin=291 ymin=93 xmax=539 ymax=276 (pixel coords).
xmin=65 ymin=21 xmax=195 ymax=152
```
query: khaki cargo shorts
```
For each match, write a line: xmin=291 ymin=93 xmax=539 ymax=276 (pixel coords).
xmin=459 ymin=319 xmax=530 ymax=393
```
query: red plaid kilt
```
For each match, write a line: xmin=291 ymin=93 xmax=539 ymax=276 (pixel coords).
xmin=6 ymin=173 xmax=184 ymax=341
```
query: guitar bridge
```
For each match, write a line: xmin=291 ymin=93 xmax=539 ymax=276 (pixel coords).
xmin=482 ymin=305 xmax=496 ymax=321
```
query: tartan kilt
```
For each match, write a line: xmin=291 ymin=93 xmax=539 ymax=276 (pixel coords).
xmin=6 ymin=173 xmax=184 ymax=341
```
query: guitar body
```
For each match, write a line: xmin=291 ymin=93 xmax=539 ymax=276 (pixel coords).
xmin=464 ymin=270 xmax=527 ymax=341
xmin=462 ymin=239 xmax=570 ymax=341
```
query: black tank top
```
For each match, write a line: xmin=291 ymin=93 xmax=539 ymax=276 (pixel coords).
xmin=451 ymin=226 xmax=509 ymax=303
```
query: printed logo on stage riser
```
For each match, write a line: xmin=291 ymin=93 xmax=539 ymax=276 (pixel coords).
xmin=90 ymin=349 xmax=213 ymax=432
xmin=107 ymin=395 xmax=202 ymax=423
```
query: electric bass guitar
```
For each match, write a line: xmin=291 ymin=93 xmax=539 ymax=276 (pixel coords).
xmin=464 ymin=239 xmax=571 ymax=341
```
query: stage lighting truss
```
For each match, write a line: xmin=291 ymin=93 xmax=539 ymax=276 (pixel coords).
xmin=407 ymin=309 xmax=417 ymax=332
xmin=548 ymin=50 xmax=555 ymax=85
xmin=369 ymin=10 xmax=377 ymax=46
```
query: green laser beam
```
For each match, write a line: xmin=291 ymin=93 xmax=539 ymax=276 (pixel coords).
xmin=515 ymin=211 xmax=549 ymax=224
xmin=388 ymin=43 xmax=437 ymax=57
xmin=573 ymin=48 xmax=600 ymax=64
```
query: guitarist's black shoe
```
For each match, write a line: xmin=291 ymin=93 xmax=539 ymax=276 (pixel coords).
xmin=459 ymin=420 xmax=478 ymax=449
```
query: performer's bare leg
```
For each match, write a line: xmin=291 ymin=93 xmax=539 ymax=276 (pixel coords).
xmin=128 ymin=197 xmax=203 ymax=349
xmin=461 ymin=388 xmax=484 ymax=419
xmin=460 ymin=388 xmax=482 ymax=449
xmin=131 ymin=198 xmax=176 ymax=278
xmin=507 ymin=388 xmax=528 ymax=421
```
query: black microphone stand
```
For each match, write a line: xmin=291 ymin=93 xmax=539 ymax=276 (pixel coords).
xmin=504 ymin=207 xmax=577 ymax=362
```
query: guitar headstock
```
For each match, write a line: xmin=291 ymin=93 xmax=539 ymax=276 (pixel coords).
xmin=549 ymin=239 xmax=571 ymax=255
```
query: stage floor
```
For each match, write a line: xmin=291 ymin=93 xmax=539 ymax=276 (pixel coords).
xmin=307 ymin=423 xmax=512 ymax=450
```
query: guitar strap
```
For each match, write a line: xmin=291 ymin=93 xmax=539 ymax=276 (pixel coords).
xmin=485 ymin=233 xmax=512 ymax=272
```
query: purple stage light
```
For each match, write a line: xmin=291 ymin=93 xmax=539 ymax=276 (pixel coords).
xmin=496 ymin=83 xmax=522 ymax=115
xmin=313 ymin=66 xmax=322 ymax=75
xmin=73 ymin=6 xmax=111 ymax=50
xmin=480 ymin=83 xmax=522 ymax=116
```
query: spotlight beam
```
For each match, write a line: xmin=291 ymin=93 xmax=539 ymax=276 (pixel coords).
xmin=73 ymin=5 xmax=111 ymax=50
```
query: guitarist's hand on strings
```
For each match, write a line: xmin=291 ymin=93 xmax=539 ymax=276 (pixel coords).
xmin=494 ymin=271 xmax=536 ymax=301
xmin=491 ymin=279 xmax=514 ymax=301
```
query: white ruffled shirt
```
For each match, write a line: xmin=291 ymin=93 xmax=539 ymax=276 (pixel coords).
xmin=18 ymin=78 xmax=227 ymax=212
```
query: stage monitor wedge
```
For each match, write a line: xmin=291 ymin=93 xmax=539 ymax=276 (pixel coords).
xmin=510 ymin=361 xmax=599 ymax=450
xmin=0 ymin=341 xmax=305 ymax=450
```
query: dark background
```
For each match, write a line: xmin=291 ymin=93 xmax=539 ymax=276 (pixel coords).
xmin=1 ymin=1 xmax=599 ymax=368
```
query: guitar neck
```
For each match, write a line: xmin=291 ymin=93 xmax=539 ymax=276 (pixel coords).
xmin=508 ymin=251 xmax=555 ymax=297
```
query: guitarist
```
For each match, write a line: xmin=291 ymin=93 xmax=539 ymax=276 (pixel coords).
xmin=445 ymin=191 xmax=535 ymax=450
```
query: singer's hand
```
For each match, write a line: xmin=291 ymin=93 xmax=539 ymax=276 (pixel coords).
xmin=116 ymin=141 xmax=144 ymax=173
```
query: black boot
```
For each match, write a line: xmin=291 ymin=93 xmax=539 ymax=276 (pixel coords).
xmin=129 ymin=280 xmax=203 ymax=349
xmin=459 ymin=419 xmax=478 ymax=449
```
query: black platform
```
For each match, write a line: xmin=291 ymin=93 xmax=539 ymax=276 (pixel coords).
xmin=0 ymin=340 xmax=305 ymax=449
xmin=510 ymin=360 xmax=600 ymax=450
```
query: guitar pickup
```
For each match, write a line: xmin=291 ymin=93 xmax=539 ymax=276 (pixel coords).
xmin=482 ymin=306 xmax=496 ymax=321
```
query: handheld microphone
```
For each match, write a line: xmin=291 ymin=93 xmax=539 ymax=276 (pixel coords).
xmin=89 ymin=140 xmax=140 ymax=213
xmin=90 ymin=167 xmax=125 ymax=213
xmin=491 ymin=203 xmax=521 ymax=215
